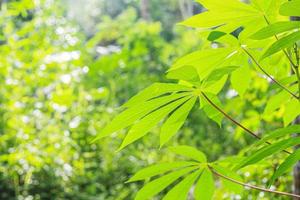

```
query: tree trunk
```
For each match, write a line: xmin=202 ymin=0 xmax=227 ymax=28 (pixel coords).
xmin=292 ymin=15 xmax=300 ymax=200
xmin=140 ymin=0 xmax=150 ymax=21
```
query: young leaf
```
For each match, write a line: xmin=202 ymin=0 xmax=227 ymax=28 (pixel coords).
xmin=119 ymin=96 xmax=192 ymax=150
xmin=168 ymin=48 xmax=235 ymax=80
xmin=200 ymin=93 xmax=223 ymax=126
xmin=269 ymin=149 xmax=300 ymax=187
xmin=163 ymin=170 xmax=202 ymax=200
xmin=251 ymin=21 xmax=300 ymax=40
xmin=93 ymin=92 xmax=191 ymax=141
xmin=212 ymin=165 xmax=243 ymax=194
xmin=279 ymin=0 xmax=300 ymax=17
xmin=254 ymin=125 xmax=300 ymax=146
xmin=123 ymin=83 xmax=193 ymax=108
xmin=180 ymin=0 xmax=260 ymax=32
xmin=127 ymin=161 xmax=199 ymax=182
xmin=134 ymin=166 xmax=198 ymax=200
xmin=194 ymin=169 xmax=215 ymax=200
xmin=264 ymin=90 xmax=290 ymax=115
xmin=237 ymin=138 xmax=300 ymax=169
xmin=231 ymin=64 xmax=251 ymax=96
xmin=169 ymin=145 xmax=207 ymax=163
xmin=160 ymin=97 xmax=197 ymax=147
xmin=283 ymin=98 xmax=300 ymax=126
xmin=261 ymin=31 xmax=300 ymax=59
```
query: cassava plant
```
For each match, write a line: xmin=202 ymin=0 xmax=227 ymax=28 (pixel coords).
xmin=93 ymin=0 xmax=300 ymax=199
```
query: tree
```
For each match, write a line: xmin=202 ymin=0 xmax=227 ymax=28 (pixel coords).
xmin=96 ymin=0 xmax=300 ymax=199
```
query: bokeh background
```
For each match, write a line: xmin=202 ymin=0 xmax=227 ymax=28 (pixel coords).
xmin=0 ymin=0 xmax=291 ymax=199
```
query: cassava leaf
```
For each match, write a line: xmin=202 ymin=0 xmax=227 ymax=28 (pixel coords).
xmin=163 ymin=170 xmax=202 ymax=200
xmin=269 ymin=149 xmax=300 ymax=187
xmin=194 ymin=169 xmax=215 ymax=200
xmin=279 ymin=0 xmax=300 ymax=17
xmin=237 ymin=137 xmax=300 ymax=169
xmin=123 ymin=83 xmax=193 ymax=108
xmin=119 ymin=96 xmax=192 ymax=150
xmin=180 ymin=0 xmax=260 ymax=32
xmin=251 ymin=21 xmax=300 ymax=40
xmin=254 ymin=125 xmax=300 ymax=146
xmin=212 ymin=165 xmax=243 ymax=194
xmin=169 ymin=145 xmax=207 ymax=163
xmin=168 ymin=48 xmax=236 ymax=80
xmin=92 ymin=92 xmax=191 ymax=141
xmin=283 ymin=98 xmax=300 ymax=126
xmin=160 ymin=97 xmax=197 ymax=147
xmin=127 ymin=161 xmax=199 ymax=182
xmin=200 ymin=93 xmax=223 ymax=126
xmin=134 ymin=166 xmax=198 ymax=200
xmin=231 ymin=64 xmax=251 ymax=96
xmin=261 ymin=31 xmax=300 ymax=59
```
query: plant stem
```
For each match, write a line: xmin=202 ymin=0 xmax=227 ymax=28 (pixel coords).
xmin=242 ymin=47 xmax=299 ymax=99
xmin=200 ymin=92 xmax=291 ymax=154
xmin=208 ymin=165 xmax=300 ymax=199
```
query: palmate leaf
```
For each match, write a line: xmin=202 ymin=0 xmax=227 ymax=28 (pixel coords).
xmin=160 ymin=97 xmax=197 ymax=147
xmin=283 ymin=98 xmax=300 ymax=126
xmin=251 ymin=21 xmax=300 ymax=40
xmin=168 ymin=48 xmax=236 ymax=80
xmin=212 ymin=165 xmax=243 ymax=194
xmin=261 ymin=31 xmax=300 ymax=59
xmin=269 ymin=149 xmax=300 ymax=187
xmin=279 ymin=0 xmax=300 ymax=17
xmin=169 ymin=145 xmax=207 ymax=163
xmin=127 ymin=161 xmax=199 ymax=182
xmin=237 ymin=137 xmax=300 ymax=169
xmin=200 ymin=93 xmax=223 ymax=126
xmin=180 ymin=0 xmax=261 ymax=32
xmin=194 ymin=169 xmax=215 ymax=200
xmin=254 ymin=125 xmax=300 ymax=146
xmin=231 ymin=64 xmax=251 ymax=97
xmin=134 ymin=166 xmax=199 ymax=200
xmin=123 ymin=83 xmax=193 ymax=108
xmin=118 ymin=95 xmax=192 ymax=150
xmin=92 ymin=91 xmax=192 ymax=141
xmin=163 ymin=170 xmax=202 ymax=200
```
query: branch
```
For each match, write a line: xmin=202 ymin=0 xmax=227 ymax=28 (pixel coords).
xmin=208 ymin=165 xmax=300 ymax=199
xmin=200 ymin=92 xmax=291 ymax=154
xmin=242 ymin=47 xmax=299 ymax=100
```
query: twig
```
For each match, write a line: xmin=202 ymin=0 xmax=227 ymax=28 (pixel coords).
xmin=208 ymin=165 xmax=300 ymax=199
xmin=200 ymin=92 xmax=291 ymax=154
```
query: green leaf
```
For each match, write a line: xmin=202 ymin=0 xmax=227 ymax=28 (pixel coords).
xmin=212 ymin=165 xmax=243 ymax=194
xmin=194 ymin=169 xmax=215 ymax=200
xmin=283 ymin=98 xmax=300 ymax=126
xmin=180 ymin=0 xmax=260 ymax=32
xmin=231 ymin=64 xmax=251 ymax=96
xmin=92 ymin=92 xmax=191 ymax=141
xmin=262 ymin=31 xmax=300 ymax=59
xmin=169 ymin=145 xmax=207 ymax=163
xmin=166 ymin=65 xmax=200 ymax=83
xmin=119 ymin=96 xmax=192 ymax=150
xmin=163 ymin=170 xmax=202 ymax=200
xmin=168 ymin=48 xmax=236 ymax=80
xmin=254 ymin=125 xmax=300 ymax=146
xmin=251 ymin=21 xmax=300 ymax=40
xmin=123 ymin=83 xmax=193 ymax=108
xmin=279 ymin=0 xmax=300 ymax=17
xmin=134 ymin=166 xmax=198 ymax=200
xmin=269 ymin=149 xmax=300 ymax=187
xmin=127 ymin=161 xmax=199 ymax=182
xmin=160 ymin=97 xmax=197 ymax=147
xmin=264 ymin=90 xmax=290 ymax=115
xmin=237 ymin=138 xmax=300 ymax=169
xmin=200 ymin=93 xmax=223 ymax=126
